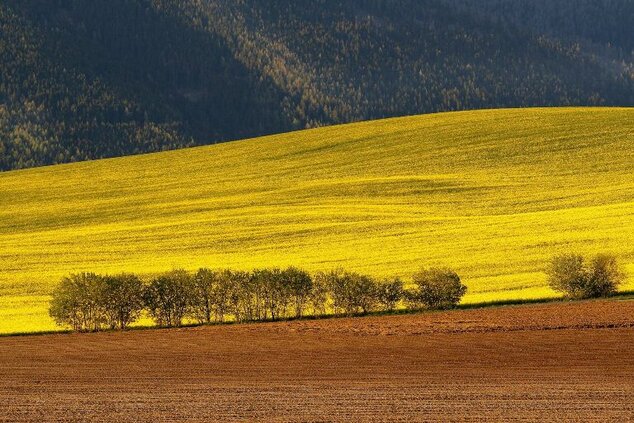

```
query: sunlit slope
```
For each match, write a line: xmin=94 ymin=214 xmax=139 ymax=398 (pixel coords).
xmin=1 ymin=108 xmax=633 ymax=333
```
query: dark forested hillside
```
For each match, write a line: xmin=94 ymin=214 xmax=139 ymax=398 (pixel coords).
xmin=1 ymin=0 xmax=633 ymax=170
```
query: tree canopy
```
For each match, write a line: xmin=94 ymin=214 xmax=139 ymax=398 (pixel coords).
xmin=2 ymin=0 xmax=633 ymax=170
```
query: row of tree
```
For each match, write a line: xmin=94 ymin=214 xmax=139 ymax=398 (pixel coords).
xmin=49 ymin=252 xmax=627 ymax=332
xmin=49 ymin=267 xmax=467 ymax=331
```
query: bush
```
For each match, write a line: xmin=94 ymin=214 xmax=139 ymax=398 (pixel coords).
xmin=376 ymin=278 xmax=404 ymax=311
xmin=144 ymin=269 xmax=194 ymax=327
xmin=547 ymin=253 xmax=625 ymax=299
xmin=546 ymin=253 xmax=587 ymax=298
xmin=587 ymin=254 xmax=626 ymax=297
xmin=49 ymin=272 xmax=106 ymax=331
xmin=315 ymin=269 xmax=346 ymax=314
xmin=190 ymin=268 xmax=238 ymax=324
xmin=407 ymin=267 xmax=466 ymax=309
xmin=101 ymin=273 xmax=144 ymax=330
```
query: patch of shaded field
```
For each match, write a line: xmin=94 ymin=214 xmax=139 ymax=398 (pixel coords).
xmin=1 ymin=299 xmax=633 ymax=422
xmin=1 ymin=107 xmax=633 ymax=334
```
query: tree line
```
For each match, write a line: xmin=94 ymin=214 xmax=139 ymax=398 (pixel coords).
xmin=49 ymin=266 xmax=467 ymax=331
xmin=49 ymin=252 xmax=627 ymax=332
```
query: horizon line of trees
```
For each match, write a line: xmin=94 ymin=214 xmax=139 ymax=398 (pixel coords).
xmin=49 ymin=253 xmax=627 ymax=332
xmin=49 ymin=266 xmax=467 ymax=332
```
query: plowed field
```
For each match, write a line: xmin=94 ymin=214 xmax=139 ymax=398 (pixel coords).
xmin=1 ymin=299 xmax=633 ymax=422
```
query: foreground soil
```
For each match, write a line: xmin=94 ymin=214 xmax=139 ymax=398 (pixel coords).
xmin=1 ymin=299 xmax=634 ymax=422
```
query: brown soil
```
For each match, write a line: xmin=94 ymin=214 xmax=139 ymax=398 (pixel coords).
xmin=1 ymin=299 xmax=633 ymax=422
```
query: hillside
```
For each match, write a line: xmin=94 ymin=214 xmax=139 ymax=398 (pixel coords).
xmin=1 ymin=107 xmax=633 ymax=333
xmin=2 ymin=0 xmax=634 ymax=170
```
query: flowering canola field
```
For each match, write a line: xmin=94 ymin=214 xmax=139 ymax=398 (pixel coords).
xmin=1 ymin=108 xmax=633 ymax=333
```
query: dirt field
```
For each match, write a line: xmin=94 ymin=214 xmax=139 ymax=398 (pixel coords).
xmin=1 ymin=299 xmax=634 ymax=422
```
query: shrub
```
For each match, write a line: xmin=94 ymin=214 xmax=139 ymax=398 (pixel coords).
xmin=48 ymin=264 xmax=477 ymax=332
xmin=587 ymin=254 xmax=625 ymax=297
xmin=547 ymin=253 xmax=625 ymax=299
xmin=546 ymin=253 xmax=587 ymax=299
xmin=144 ymin=269 xmax=194 ymax=327
xmin=101 ymin=273 xmax=144 ymax=330
xmin=407 ymin=267 xmax=466 ymax=309
xmin=49 ymin=272 xmax=106 ymax=331
xmin=376 ymin=277 xmax=404 ymax=311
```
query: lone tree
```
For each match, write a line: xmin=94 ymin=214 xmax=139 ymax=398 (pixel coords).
xmin=407 ymin=267 xmax=466 ymax=309
xmin=101 ymin=273 xmax=145 ymax=330
xmin=49 ymin=272 xmax=106 ymax=331
xmin=547 ymin=253 xmax=625 ymax=299
xmin=144 ymin=269 xmax=194 ymax=327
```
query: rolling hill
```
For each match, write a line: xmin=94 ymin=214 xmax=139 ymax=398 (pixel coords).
xmin=1 ymin=107 xmax=633 ymax=334
xmin=2 ymin=0 xmax=633 ymax=170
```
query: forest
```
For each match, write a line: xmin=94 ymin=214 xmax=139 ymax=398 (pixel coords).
xmin=1 ymin=0 xmax=633 ymax=170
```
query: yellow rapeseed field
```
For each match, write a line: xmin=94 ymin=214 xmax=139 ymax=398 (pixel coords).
xmin=1 ymin=107 xmax=633 ymax=334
